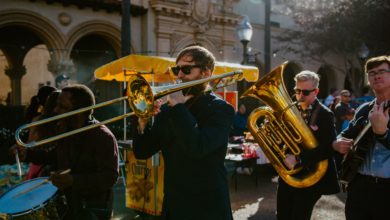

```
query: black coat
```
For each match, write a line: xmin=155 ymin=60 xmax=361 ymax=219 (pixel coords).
xmin=280 ymin=99 xmax=340 ymax=195
xmin=133 ymin=92 xmax=234 ymax=220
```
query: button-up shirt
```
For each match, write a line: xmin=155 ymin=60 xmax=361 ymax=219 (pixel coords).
xmin=360 ymin=141 xmax=390 ymax=178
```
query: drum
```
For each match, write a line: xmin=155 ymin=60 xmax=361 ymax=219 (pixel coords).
xmin=0 ymin=177 xmax=66 ymax=220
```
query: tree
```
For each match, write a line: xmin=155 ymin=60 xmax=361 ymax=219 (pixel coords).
xmin=275 ymin=0 xmax=390 ymax=58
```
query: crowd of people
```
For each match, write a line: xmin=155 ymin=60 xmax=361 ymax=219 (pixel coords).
xmin=0 ymin=47 xmax=389 ymax=220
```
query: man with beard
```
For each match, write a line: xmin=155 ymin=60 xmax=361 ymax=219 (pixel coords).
xmin=133 ymin=45 xmax=235 ymax=220
xmin=11 ymin=85 xmax=119 ymax=220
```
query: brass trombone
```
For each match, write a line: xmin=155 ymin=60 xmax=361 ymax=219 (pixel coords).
xmin=15 ymin=71 xmax=244 ymax=148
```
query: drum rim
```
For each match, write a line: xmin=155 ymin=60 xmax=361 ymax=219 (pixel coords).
xmin=0 ymin=177 xmax=58 ymax=215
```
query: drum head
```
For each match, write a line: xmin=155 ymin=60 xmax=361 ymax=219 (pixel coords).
xmin=0 ymin=177 xmax=58 ymax=214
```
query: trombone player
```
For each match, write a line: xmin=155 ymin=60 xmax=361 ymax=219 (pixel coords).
xmin=277 ymin=71 xmax=340 ymax=220
xmin=133 ymin=46 xmax=234 ymax=220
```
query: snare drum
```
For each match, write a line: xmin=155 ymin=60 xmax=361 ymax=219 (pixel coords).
xmin=0 ymin=177 xmax=67 ymax=220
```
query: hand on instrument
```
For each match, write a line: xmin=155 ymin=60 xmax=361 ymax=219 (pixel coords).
xmin=50 ymin=171 xmax=73 ymax=190
xmin=369 ymin=101 xmax=389 ymax=136
xmin=167 ymin=91 xmax=193 ymax=107
xmin=332 ymin=137 xmax=353 ymax=154
xmin=283 ymin=154 xmax=297 ymax=170
xmin=137 ymin=99 xmax=163 ymax=134
xmin=8 ymin=144 xmax=27 ymax=161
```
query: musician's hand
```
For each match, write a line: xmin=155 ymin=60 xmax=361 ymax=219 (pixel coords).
xmin=167 ymin=91 xmax=193 ymax=107
xmin=153 ymin=99 xmax=163 ymax=115
xmin=332 ymin=137 xmax=353 ymax=154
xmin=8 ymin=144 xmax=27 ymax=161
xmin=50 ymin=172 xmax=73 ymax=190
xmin=137 ymin=99 xmax=163 ymax=134
xmin=369 ymin=102 xmax=389 ymax=136
xmin=283 ymin=154 xmax=297 ymax=170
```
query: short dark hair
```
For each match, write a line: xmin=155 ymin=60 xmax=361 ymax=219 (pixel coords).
xmin=176 ymin=45 xmax=216 ymax=73
xmin=365 ymin=55 xmax=390 ymax=73
xmin=37 ymin=86 xmax=57 ymax=106
xmin=62 ymin=84 xmax=95 ymax=116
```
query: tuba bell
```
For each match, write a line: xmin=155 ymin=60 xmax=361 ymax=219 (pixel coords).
xmin=242 ymin=62 xmax=328 ymax=188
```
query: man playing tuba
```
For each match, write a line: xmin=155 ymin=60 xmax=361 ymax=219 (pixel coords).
xmin=277 ymin=70 xmax=340 ymax=220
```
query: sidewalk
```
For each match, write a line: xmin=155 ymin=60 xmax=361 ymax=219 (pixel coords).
xmin=112 ymin=165 xmax=347 ymax=220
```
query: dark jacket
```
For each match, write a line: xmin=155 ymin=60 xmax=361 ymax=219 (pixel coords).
xmin=340 ymin=100 xmax=390 ymax=150
xmin=339 ymin=100 xmax=390 ymax=182
xmin=133 ymin=92 xmax=234 ymax=220
xmin=27 ymin=118 xmax=119 ymax=219
xmin=280 ymin=99 xmax=340 ymax=195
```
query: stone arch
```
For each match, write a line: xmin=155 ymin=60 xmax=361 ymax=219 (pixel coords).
xmin=66 ymin=21 xmax=126 ymax=58
xmin=317 ymin=64 xmax=336 ymax=99
xmin=283 ymin=61 xmax=303 ymax=96
xmin=0 ymin=10 xmax=65 ymax=61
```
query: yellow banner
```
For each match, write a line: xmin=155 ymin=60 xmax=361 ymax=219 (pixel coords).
xmin=125 ymin=151 xmax=164 ymax=216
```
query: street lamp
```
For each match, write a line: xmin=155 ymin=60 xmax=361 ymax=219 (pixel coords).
xmin=236 ymin=16 xmax=253 ymax=108
xmin=236 ymin=16 xmax=253 ymax=65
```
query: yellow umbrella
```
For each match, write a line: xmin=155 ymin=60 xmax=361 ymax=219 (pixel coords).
xmin=94 ymin=54 xmax=259 ymax=83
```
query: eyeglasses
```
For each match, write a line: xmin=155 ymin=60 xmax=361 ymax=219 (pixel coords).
xmin=294 ymin=88 xmax=316 ymax=96
xmin=367 ymin=69 xmax=390 ymax=77
xmin=170 ymin=65 xmax=203 ymax=76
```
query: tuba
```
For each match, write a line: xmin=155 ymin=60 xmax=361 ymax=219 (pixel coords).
xmin=242 ymin=62 xmax=328 ymax=188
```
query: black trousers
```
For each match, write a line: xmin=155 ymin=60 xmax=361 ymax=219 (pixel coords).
xmin=64 ymin=190 xmax=113 ymax=220
xmin=276 ymin=180 xmax=321 ymax=220
xmin=346 ymin=174 xmax=390 ymax=220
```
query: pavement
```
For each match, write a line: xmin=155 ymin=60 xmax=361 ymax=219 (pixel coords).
xmin=111 ymin=164 xmax=347 ymax=220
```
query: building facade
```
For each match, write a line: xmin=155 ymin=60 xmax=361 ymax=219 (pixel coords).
xmin=0 ymin=0 xmax=363 ymax=107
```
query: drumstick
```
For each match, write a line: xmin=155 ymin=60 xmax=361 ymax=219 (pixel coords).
xmin=15 ymin=150 xmax=23 ymax=178
xmin=12 ymin=169 xmax=71 ymax=198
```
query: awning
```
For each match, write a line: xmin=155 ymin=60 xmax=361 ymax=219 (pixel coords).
xmin=94 ymin=54 xmax=259 ymax=83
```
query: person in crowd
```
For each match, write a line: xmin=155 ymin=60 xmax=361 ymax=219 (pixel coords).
xmin=277 ymin=70 xmax=340 ymax=220
xmin=323 ymin=88 xmax=338 ymax=107
xmin=25 ymin=90 xmax=60 ymax=179
xmin=133 ymin=45 xmax=234 ymax=220
xmin=24 ymin=85 xmax=57 ymax=123
xmin=230 ymin=103 xmax=249 ymax=137
xmin=341 ymin=108 xmax=356 ymax=131
xmin=11 ymin=84 xmax=118 ymax=220
xmin=354 ymin=85 xmax=375 ymax=107
xmin=332 ymin=55 xmax=390 ymax=220
xmin=55 ymin=74 xmax=70 ymax=90
xmin=5 ymin=86 xmax=56 ymax=172
xmin=329 ymin=95 xmax=341 ymax=112
xmin=334 ymin=89 xmax=354 ymax=133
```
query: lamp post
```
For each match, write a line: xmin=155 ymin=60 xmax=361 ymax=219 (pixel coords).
xmin=236 ymin=16 xmax=253 ymax=65
xmin=358 ymin=43 xmax=370 ymax=94
xmin=236 ymin=16 xmax=253 ymax=106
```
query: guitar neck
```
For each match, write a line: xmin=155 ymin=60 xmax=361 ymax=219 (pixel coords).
xmin=352 ymin=121 xmax=371 ymax=150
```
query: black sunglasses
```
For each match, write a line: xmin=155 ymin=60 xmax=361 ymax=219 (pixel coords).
xmin=294 ymin=88 xmax=316 ymax=96
xmin=170 ymin=65 xmax=203 ymax=76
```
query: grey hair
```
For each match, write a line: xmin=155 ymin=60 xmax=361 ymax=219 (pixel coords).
xmin=294 ymin=70 xmax=320 ymax=88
